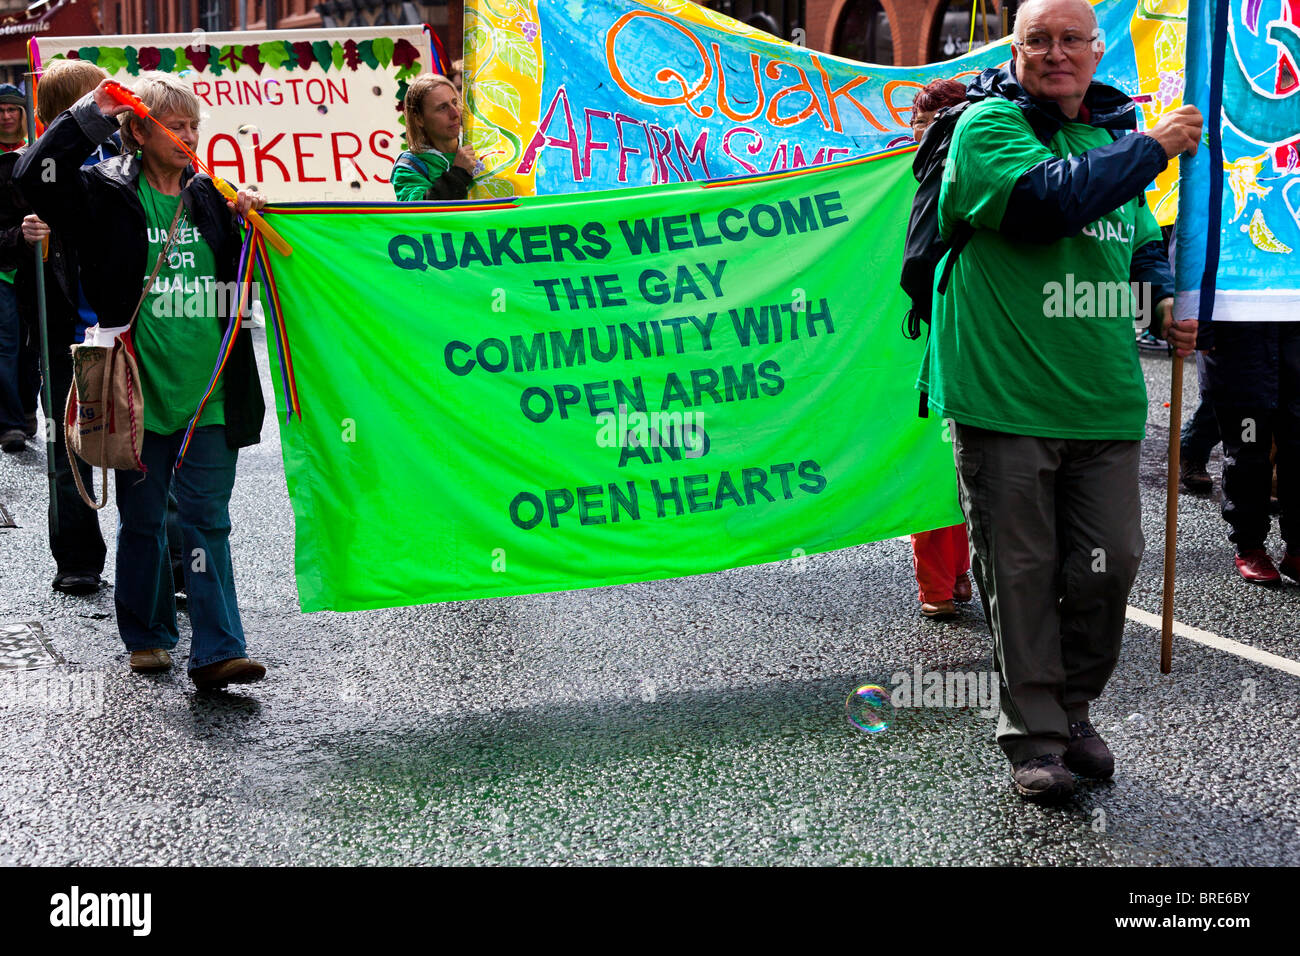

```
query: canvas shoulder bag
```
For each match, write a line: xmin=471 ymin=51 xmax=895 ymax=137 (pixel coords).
xmin=67 ymin=198 xmax=185 ymax=510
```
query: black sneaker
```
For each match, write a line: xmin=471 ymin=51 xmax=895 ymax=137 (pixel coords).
xmin=23 ymin=413 xmax=37 ymax=438
xmin=1064 ymin=720 xmax=1115 ymax=779
xmin=52 ymin=572 xmax=103 ymax=596
xmin=1011 ymin=754 xmax=1075 ymax=802
xmin=1136 ymin=329 xmax=1171 ymax=352
xmin=0 ymin=428 xmax=25 ymax=453
xmin=1179 ymin=460 xmax=1213 ymax=495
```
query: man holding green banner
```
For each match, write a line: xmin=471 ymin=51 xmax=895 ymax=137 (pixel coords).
xmin=920 ymin=0 xmax=1201 ymax=802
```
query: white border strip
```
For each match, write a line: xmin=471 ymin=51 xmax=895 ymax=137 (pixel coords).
xmin=1174 ymin=289 xmax=1300 ymax=322
xmin=1126 ymin=605 xmax=1300 ymax=678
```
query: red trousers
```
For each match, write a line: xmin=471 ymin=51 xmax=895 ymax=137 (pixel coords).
xmin=911 ymin=524 xmax=970 ymax=603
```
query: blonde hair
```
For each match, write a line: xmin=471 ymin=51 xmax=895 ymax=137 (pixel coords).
xmin=402 ymin=73 xmax=459 ymax=153
xmin=120 ymin=72 xmax=200 ymax=152
xmin=38 ymin=59 xmax=109 ymax=125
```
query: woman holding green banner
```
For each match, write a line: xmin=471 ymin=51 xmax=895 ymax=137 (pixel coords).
xmin=906 ymin=78 xmax=974 ymax=622
xmin=16 ymin=73 xmax=269 ymax=691
xmin=392 ymin=73 xmax=477 ymax=202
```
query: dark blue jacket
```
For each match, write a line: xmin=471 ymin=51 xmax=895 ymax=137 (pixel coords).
xmin=966 ymin=67 xmax=1175 ymax=311
xmin=14 ymin=95 xmax=264 ymax=449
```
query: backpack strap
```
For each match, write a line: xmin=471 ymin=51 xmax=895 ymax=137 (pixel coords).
xmin=393 ymin=151 xmax=428 ymax=176
xmin=935 ymin=220 xmax=975 ymax=296
xmin=395 ymin=150 xmax=450 ymax=179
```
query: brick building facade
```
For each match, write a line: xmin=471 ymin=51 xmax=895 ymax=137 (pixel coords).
xmin=1 ymin=1 xmax=1010 ymax=83
xmin=808 ymin=0 xmax=1010 ymax=67
xmin=96 ymin=0 xmax=457 ymax=47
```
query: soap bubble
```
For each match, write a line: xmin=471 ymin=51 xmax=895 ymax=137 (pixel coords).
xmin=372 ymin=86 xmax=382 ymax=96
xmin=237 ymin=124 xmax=258 ymax=136
xmin=178 ymin=69 xmax=196 ymax=79
xmin=846 ymin=684 xmax=893 ymax=734
xmin=316 ymin=104 xmax=328 ymax=115
xmin=349 ymin=180 xmax=361 ymax=190
xmin=378 ymin=138 xmax=390 ymax=149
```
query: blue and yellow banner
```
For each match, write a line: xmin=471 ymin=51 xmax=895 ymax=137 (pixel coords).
xmin=465 ymin=0 xmax=1190 ymax=223
xmin=1176 ymin=0 xmax=1300 ymax=321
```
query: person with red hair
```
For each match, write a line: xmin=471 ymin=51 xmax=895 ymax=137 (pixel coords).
xmin=910 ymin=78 xmax=967 ymax=142
xmin=907 ymin=78 xmax=974 ymax=619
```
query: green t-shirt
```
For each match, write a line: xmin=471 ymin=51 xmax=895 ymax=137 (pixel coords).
xmin=918 ymin=97 xmax=1163 ymax=440
xmin=135 ymin=178 xmax=224 ymax=436
xmin=391 ymin=150 xmax=457 ymax=201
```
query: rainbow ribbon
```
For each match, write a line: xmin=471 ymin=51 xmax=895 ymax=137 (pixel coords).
xmin=175 ymin=227 xmax=256 ymax=468
xmin=26 ymin=38 xmax=44 ymax=137
xmin=252 ymin=230 xmax=301 ymax=423
xmin=426 ymin=24 xmax=449 ymax=77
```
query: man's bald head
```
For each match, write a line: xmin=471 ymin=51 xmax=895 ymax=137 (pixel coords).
xmin=1011 ymin=0 xmax=1104 ymax=119
xmin=1013 ymin=0 xmax=1099 ymax=42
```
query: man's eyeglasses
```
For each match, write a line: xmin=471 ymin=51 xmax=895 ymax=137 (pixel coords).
xmin=1015 ymin=33 xmax=1098 ymax=55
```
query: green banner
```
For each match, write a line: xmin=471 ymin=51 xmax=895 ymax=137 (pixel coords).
xmin=259 ymin=149 xmax=962 ymax=611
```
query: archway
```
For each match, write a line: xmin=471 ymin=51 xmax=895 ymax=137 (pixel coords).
xmin=833 ymin=0 xmax=895 ymax=65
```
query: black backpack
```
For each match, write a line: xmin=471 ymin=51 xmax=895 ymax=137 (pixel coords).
xmin=900 ymin=101 xmax=975 ymax=344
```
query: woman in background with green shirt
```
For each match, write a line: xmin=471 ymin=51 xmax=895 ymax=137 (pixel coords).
xmin=391 ymin=73 xmax=477 ymax=202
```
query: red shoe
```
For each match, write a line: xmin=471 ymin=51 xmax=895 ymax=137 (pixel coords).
xmin=1234 ymin=549 xmax=1280 ymax=585
xmin=952 ymin=573 xmax=973 ymax=603
xmin=1279 ymin=553 xmax=1300 ymax=583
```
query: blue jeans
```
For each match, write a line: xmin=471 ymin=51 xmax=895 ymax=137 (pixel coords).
xmin=114 ymin=426 xmax=246 ymax=669
xmin=0 ymin=281 xmax=38 ymax=431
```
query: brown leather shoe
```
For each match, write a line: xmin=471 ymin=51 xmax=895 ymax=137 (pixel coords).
xmin=1064 ymin=720 xmax=1115 ymax=779
xmin=1011 ymin=754 xmax=1075 ymax=803
xmin=190 ymin=657 xmax=266 ymax=690
xmin=920 ymin=599 xmax=958 ymax=619
xmin=129 ymin=648 xmax=173 ymax=672
xmin=1235 ymin=548 xmax=1280 ymax=585
xmin=952 ymin=573 xmax=973 ymax=603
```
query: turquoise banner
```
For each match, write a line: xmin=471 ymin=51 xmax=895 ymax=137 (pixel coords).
xmin=1176 ymin=0 xmax=1300 ymax=321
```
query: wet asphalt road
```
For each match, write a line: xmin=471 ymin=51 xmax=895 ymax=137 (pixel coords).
xmin=1 ymin=332 xmax=1297 ymax=866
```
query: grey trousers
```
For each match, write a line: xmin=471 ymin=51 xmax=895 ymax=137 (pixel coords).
xmin=952 ymin=424 xmax=1143 ymax=763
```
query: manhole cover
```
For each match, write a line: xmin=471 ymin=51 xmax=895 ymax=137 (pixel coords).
xmin=0 ymin=622 xmax=64 ymax=670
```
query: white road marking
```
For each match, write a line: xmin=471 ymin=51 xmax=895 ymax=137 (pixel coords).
xmin=1126 ymin=605 xmax=1300 ymax=678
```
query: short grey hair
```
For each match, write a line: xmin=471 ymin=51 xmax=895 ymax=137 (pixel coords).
xmin=119 ymin=71 xmax=200 ymax=152
xmin=1013 ymin=0 xmax=1099 ymax=42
